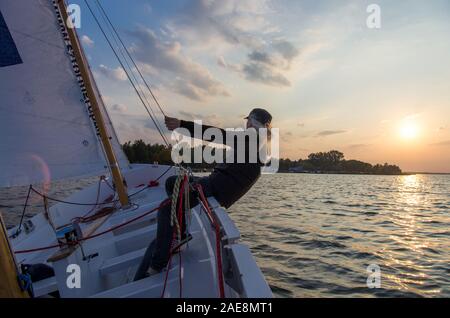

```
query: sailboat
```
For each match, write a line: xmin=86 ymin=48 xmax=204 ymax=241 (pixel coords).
xmin=0 ymin=0 xmax=272 ymax=298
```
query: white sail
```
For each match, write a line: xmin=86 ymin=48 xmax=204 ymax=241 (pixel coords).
xmin=82 ymin=52 xmax=130 ymax=170
xmin=69 ymin=17 xmax=130 ymax=170
xmin=0 ymin=0 xmax=127 ymax=187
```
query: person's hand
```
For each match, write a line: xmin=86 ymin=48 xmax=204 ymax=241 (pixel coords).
xmin=165 ymin=116 xmax=181 ymax=131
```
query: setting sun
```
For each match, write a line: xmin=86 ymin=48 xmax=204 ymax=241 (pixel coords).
xmin=400 ymin=121 xmax=420 ymax=139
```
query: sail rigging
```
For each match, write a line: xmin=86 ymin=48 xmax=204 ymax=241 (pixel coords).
xmin=84 ymin=0 xmax=170 ymax=147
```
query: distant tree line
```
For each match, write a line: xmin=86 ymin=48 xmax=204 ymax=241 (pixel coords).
xmin=279 ymin=150 xmax=402 ymax=175
xmin=122 ymin=140 xmax=172 ymax=164
xmin=122 ymin=140 xmax=224 ymax=171
xmin=122 ymin=141 xmax=402 ymax=175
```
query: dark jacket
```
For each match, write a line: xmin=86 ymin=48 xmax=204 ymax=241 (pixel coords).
xmin=180 ymin=120 xmax=264 ymax=208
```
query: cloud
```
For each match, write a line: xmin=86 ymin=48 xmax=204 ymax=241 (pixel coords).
xmin=217 ymin=56 xmax=227 ymax=67
xmin=108 ymin=112 xmax=170 ymax=144
xmin=403 ymin=113 xmax=421 ymax=120
xmin=170 ymin=80 xmax=204 ymax=101
xmin=241 ymin=40 xmax=300 ymax=86
xmin=81 ymin=35 xmax=94 ymax=47
xmin=281 ymin=131 xmax=294 ymax=142
xmin=273 ymin=40 xmax=300 ymax=63
xmin=128 ymin=26 xmax=229 ymax=101
xmin=114 ymin=121 xmax=166 ymax=145
xmin=218 ymin=54 xmax=294 ymax=87
xmin=430 ymin=140 xmax=450 ymax=146
xmin=241 ymin=62 xmax=291 ymax=86
xmin=111 ymin=103 xmax=128 ymax=113
xmin=315 ymin=130 xmax=347 ymax=137
xmin=136 ymin=62 xmax=159 ymax=77
xmin=219 ymin=43 xmax=300 ymax=87
xmin=129 ymin=0 xmax=318 ymax=92
xmin=248 ymin=50 xmax=275 ymax=66
xmin=98 ymin=64 xmax=127 ymax=81
xmin=165 ymin=0 xmax=301 ymax=87
xmin=247 ymin=41 xmax=300 ymax=70
xmin=168 ymin=0 xmax=271 ymax=48
xmin=178 ymin=110 xmax=218 ymax=122
xmin=347 ymin=143 xmax=370 ymax=149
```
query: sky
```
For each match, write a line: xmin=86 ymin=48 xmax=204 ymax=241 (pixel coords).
xmin=72 ymin=0 xmax=450 ymax=173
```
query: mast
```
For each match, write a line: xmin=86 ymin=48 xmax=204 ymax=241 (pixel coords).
xmin=57 ymin=0 xmax=129 ymax=206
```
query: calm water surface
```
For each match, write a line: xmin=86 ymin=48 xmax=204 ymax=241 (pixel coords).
xmin=1 ymin=173 xmax=449 ymax=297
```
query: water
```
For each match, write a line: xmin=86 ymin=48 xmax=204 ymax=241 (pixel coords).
xmin=1 ymin=173 xmax=449 ymax=297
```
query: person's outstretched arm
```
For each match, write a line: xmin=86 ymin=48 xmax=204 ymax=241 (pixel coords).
xmin=165 ymin=116 xmax=227 ymax=144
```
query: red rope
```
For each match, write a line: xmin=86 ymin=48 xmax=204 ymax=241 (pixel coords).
xmin=16 ymin=179 xmax=225 ymax=298
xmin=13 ymin=243 xmax=62 ymax=254
xmin=29 ymin=178 xmax=160 ymax=207
xmin=14 ymin=200 xmax=170 ymax=254
xmin=179 ymin=252 xmax=183 ymax=298
xmin=160 ymin=239 xmax=173 ymax=297
xmin=77 ymin=202 xmax=166 ymax=242
xmin=196 ymin=184 xmax=225 ymax=298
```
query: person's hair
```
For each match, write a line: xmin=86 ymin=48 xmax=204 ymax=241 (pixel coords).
xmin=248 ymin=116 xmax=272 ymax=165
xmin=248 ymin=116 xmax=272 ymax=140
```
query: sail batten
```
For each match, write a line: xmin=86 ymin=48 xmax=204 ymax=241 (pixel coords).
xmin=0 ymin=0 xmax=127 ymax=187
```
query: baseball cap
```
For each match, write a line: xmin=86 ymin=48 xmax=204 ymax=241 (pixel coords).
xmin=244 ymin=108 xmax=272 ymax=125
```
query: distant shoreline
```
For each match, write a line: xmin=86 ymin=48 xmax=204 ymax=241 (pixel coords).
xmin=277 ymin=171 xmax=450 ymax=176
xmin=193 ymin=170 xmax=450 ymax=176
xmin=405 ymin=172 xmax=450 ymax=175
xmin=121 ymin=141 xmax=449 ymax=175
xmin=277 ymin=170 xmax=405 ymax=176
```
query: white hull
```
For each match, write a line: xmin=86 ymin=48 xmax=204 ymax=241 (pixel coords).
xmin=9 ymin=164 xmax=272 ymax=298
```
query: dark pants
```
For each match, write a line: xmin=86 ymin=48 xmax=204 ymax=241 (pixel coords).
xmin=134 ymin=175 xmax=213 ymax=280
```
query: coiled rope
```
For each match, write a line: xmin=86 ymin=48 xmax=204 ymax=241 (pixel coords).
xmin=169 ymin=171 xmax=188 ymax=240
xmin=161 ymin=175 xmax=225 ymax=298
xmin=161 ymin=173 xmax=188 ymax=298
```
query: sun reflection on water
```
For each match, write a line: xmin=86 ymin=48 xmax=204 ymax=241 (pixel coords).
xmin=381 ymin=174 xmax=441 ymax=295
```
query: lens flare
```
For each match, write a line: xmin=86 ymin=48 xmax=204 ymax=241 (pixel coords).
xmin=30 ymin=154 xmax=51 ymax=194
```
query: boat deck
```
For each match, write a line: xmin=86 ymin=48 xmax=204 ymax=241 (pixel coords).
xmin=9 ymin=164 xmax=272 ymax=298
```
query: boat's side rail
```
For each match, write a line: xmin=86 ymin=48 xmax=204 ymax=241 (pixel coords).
xmin=224 ymin=244 xmax=272 ymax=298
xmin=209 ymin=204 xmax=241 ymax=245
xmin=207 ymin=199 xmax=272 ymax=298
